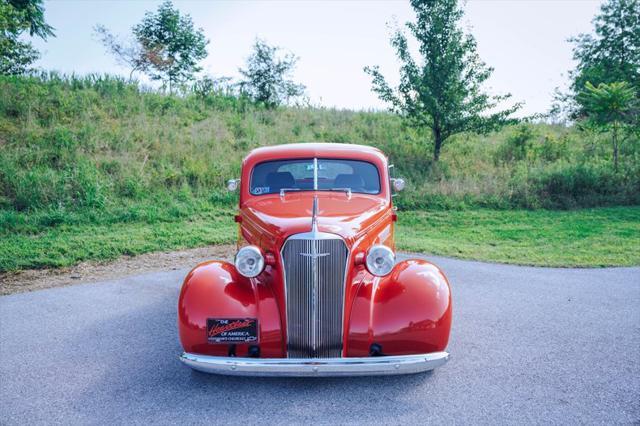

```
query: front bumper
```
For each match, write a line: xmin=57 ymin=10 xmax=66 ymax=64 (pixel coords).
xmin=180 ymin=351 xmax=449 ymax=377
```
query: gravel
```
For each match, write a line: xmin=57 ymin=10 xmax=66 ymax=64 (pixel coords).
xmin=0 ymin=244 xmax=235 ymax=295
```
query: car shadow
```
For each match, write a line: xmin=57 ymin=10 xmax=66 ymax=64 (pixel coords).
xmin=70 ymin=289 xmax=439 ymax=422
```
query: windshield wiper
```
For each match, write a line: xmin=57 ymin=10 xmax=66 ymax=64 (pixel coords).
xmin=279 ymin=188 xmax=303 ymax=197
xmin=326 ymin=188 xmax=352 ymax=199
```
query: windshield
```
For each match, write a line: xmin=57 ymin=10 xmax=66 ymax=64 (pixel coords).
xmin=250 ymin=158 xmax=381 ymax=196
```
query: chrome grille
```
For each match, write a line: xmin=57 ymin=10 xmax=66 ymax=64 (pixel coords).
xmin=282 ymin=236 xmax=348 ymax=358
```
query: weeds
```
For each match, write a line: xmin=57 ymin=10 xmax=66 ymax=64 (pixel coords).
xmin=1 ymin=74 xmax=639 ymax=270
xmin=1 ymin=74 xmax=638 ymax=214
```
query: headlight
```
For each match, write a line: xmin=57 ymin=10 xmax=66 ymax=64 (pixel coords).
xmin=365 ymin=245 xmax=395 ymax=277
xmin=234 ymin=246 xmax=265 ymax=278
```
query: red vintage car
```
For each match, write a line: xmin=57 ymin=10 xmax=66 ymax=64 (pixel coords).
xmin=178 ymin=143 xmax=452 ymax=376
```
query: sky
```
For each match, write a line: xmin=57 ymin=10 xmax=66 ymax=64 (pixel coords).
xmin=32 ymin=0 xmax=603 ymax=117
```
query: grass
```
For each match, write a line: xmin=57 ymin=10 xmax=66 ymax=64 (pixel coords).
xmin=2 ymin=205 xmax=638 ymax=271
xmin=1 ymin=74 xmax=639 ymax=271
xmin=0 ymin=205 xmax=236 ymax=271
xmin=1 ymin=74 xmax=639 ymax=215
xmin=397 ymin=206 xmax=640 ymax=267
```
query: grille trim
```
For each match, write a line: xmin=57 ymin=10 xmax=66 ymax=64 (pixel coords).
xmin=281 ymin=232 xmax=349 ymax=358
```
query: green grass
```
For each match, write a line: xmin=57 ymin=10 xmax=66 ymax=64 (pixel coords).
xmin=1 ymin=74 xmax=639 ymax=215
xmin=0 ymin=205 xmax=236 ymax=271
xmin=397 ymin=206 xmax=640 ymax=267
xmin=2 ymin=205 xmax=638 ymax=271
xmin=1 ymin=74 xmax=639 ymax=271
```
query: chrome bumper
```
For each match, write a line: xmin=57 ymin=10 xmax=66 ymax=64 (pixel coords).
xmin=180 ymin=351 xmax=449 ymax=377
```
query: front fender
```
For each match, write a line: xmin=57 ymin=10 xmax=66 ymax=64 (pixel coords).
xmin=346 ymin=259 xmax=452 ymax=356
xmin=178 ymin=261 xmax=284 ymax=357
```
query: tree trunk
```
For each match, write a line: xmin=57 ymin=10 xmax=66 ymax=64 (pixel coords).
xmin=432 ymin=126 xmax=443 ymax=162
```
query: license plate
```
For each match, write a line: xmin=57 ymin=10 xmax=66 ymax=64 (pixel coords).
xmin=207 ymin=318 xmax=258 ymax=343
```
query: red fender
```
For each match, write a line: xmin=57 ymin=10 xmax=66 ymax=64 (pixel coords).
xmin=178 ymin=261 xmax=284 ymax=357
xmin=346 ymin=259 xmax=452 ymax=356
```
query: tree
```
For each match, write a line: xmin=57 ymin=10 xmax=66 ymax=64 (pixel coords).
xmin=97 ymin=1 xmax=208 ymax=91
xmin=365 ymin=0 xmax=519 ymax=162
xmin=568 ymin=0 xmax=640 ymax=116
xmin=94 ymin=25 xmax=147 ymax=81
xmin=238 ymin=39 xmax=306 ymax=108
xmin=0 ymin=0 xmax=54 ymax=75
xmin=578 ymin=81 xmax=638 ymax=170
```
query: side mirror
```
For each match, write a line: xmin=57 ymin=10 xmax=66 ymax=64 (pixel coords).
xmin=391 ymin=178 xmax=406 ymax=192
xmin=226 ymin=178 xmax=240 ymax=192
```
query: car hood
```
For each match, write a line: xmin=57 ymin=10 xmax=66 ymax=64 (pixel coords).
xmin=242 ymin=192 xmax=390 ymax=243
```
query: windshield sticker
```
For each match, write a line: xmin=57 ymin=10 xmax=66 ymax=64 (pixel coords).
xmin=253 ymin=186 xmax=269 ymax=195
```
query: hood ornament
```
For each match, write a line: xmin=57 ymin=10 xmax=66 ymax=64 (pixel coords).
xmin=311 ymin=195 xmax=318 ymax=233
xmin=299 ymin=196 xmax=329 ymax=260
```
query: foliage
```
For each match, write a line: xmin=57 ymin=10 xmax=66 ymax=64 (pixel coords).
xmin=578 ymin=81 xmax=638 ymax=170
xmin=94 ymin=24 xmax=146 ymax=81
xmin=1 ymin=74 xmax=639 ymax=270
xmin=364 ymin=0 xmax=520 ymax=161
xmin=0 ymin=73 xmax=638 ymax=217
xmin=238 ymin=39 xmax=306 ymax=108
xmin=0 ymin=0 xmax=54 ymax=75
xmin=192 ymin=75 xmax=237 ymax=98
xmin=96 ymin=0 xmax=208 ymax=90
xmin=568 ymin=0 xmax=640 ymax=116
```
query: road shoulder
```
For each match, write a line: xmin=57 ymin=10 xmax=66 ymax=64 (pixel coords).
xmin=0 ymin=244 xmax=235 ymax=296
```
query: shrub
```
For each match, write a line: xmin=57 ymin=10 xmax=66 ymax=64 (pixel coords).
xmin=0 ymin=74 xmax=638 ymax=217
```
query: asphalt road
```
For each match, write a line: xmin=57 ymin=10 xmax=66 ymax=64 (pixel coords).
xmin=1 ymin=254 xmax=639 ymax=425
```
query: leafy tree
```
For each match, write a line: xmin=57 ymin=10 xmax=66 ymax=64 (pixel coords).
xmin=0 ymin=0 xmax=54 ymax=75
xmin=578 ymin=81 xmax=638 ymax=170
xmin=238 ymin=39 xmax=306 ymax=108
xmin=94 ymin=25 xmax=147 ymax=81
xmin=97 ymin=1 xmax=208 ymax=91
xmin=568 ymin=0 xmax=640 ymax=115
xmin=365 ymin=0 xmax=519 ymax=162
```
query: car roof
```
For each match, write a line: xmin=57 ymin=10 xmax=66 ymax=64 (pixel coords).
xmin=244 ymin=143 xmax=387 ymax=166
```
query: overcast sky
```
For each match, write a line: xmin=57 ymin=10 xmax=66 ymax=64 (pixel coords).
xmin=33 ymin=0 xmax=602 ymax=116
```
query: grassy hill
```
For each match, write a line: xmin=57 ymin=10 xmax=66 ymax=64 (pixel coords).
xmin=1 ymin=74 xmax=639 ymax=271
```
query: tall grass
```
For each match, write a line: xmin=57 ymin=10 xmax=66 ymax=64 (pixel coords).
xmin=1 ymin=73 xmax=638 ymax=227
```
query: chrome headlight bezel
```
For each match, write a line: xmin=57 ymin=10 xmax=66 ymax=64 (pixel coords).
xmin=365 ymin=244 xmax=395 ymax=277
xmin=234 ymin=245 xmax=265 ymax=278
